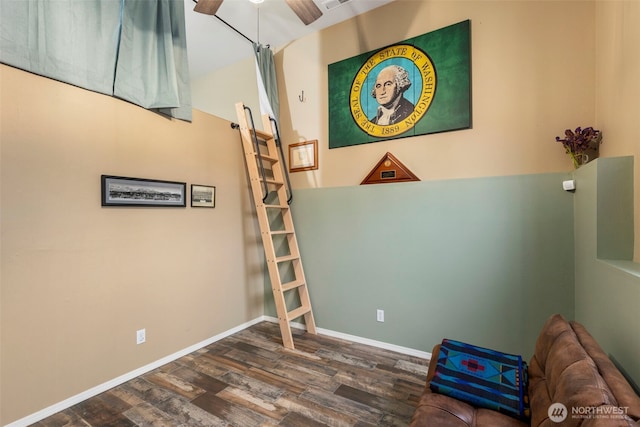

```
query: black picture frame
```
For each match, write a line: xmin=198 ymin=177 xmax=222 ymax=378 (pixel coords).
xmin=191 ymin=184 xmax=216 ymax=208
xmin=101 ymin=175 xmax=186 ymax=207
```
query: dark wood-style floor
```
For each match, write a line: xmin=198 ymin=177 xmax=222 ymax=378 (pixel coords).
xmin=32 ymin=322 xmax=429 ymax=426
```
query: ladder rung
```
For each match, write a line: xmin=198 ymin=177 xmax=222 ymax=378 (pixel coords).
xmin=287 ymin=305 xmax=311 ymax=321
xmin=251 ymin=128 xmax=274 ymax=141
xmin=261 ymin=178 xmax=284 ymax=185
xmin=270 ymin=230 xmax=294 ymax=236
xmin=282 ymin=279 xmax=305 ymax=292
xmin=257 ymin=152 xmax=278 ymax=162
xmin=264 ymin=204 xmax=288 ymax=209
xmin=275 ymin=254 xmax=299 ymax=263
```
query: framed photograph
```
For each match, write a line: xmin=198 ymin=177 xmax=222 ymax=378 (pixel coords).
xmin=289 ymin=140 xmax=318 ymax=172
xmin=191 ymin=184 xmax=216 ymax=208
xmin=101 ymin=175 xmax=186 ymax=207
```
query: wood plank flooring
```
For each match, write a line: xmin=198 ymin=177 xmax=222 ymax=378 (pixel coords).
xmin=32 ymin=322 xmax=429 ymax=426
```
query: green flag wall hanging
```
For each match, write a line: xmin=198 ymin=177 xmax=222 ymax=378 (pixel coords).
xmin=328 ymin=20 xmax=471 ymax=149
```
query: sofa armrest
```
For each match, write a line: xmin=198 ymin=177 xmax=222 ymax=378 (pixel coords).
xmin=425 ymin=344 xmax=440 ymax=383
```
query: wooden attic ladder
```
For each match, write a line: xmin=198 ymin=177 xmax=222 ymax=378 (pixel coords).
xmin=235 ymin=102 xmax=317 ymax=350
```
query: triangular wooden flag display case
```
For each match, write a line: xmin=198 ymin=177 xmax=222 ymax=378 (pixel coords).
xmin=360 ymin=152 xmax=420 ymax=185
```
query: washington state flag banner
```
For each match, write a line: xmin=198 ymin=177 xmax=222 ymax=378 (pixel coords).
xmin=328 ymin=20 xmax=471 ymax=149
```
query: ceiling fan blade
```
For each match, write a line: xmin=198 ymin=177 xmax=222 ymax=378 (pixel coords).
xmin=194 ymin=0 xmax=224 ymax=15
xmin=284 ymin=0 xmax=323 ymax=25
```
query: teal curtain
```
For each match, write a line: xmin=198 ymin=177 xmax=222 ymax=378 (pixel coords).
xmin=0 ymin=0 xmax=191 ymax=121
xmin=0 ymin=0 xmax=121 ymax=95
xmin=253 ymin=43 xmax=279 ymax=122
xmin=115 ymin=0 xmax=191 ymax=121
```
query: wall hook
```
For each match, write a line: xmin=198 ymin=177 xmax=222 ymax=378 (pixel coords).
xmin=299 ymin=90 xmax=305 ymax=102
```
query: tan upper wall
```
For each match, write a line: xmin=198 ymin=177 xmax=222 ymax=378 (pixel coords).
xmin=276 ymin=0 xmax=597 ymax=188
xmin=0 ymin=65 xmax=264 ymax=425
xmin=191 ymin=56 xmax=260 ymax=126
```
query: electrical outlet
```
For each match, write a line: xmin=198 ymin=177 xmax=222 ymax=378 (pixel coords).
xmin=136 ymin=328 xmax=146 ymax=345
xmin=377 ymin=309 xmax=384 ymax=322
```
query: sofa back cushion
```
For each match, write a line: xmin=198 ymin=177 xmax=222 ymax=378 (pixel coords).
xmin=528 ymin=314 xmax=640 ymax=427
xmin=571 ymin=321 xmax=640 ymax=422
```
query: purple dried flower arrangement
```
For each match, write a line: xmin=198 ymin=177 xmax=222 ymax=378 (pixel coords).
xmin=555 ymin=126 xmax=602 ymax=169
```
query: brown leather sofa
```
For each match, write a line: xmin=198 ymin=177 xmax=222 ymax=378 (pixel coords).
xmin=410 ymin=314 xmax=640 ymax=426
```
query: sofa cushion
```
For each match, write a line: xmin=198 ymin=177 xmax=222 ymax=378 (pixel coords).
xmin=528 ymin=314 xmax=640 ymax=426
xmin=571 ymin=320 xmax=640 ymax=422
xmin=410 ymin=387 xmax=528 ymax=427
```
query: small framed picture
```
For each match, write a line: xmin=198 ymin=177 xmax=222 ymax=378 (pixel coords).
xmin=191 ymin=184 xmax=216 ymax=208
xmin=289 ymin=140 xmax=318 ymax=173
xmin=101 ymin=175 xmax=186 ymax=207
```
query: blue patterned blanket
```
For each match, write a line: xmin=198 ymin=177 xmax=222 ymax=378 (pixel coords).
xmin=429 ymin=339 xmax=530 ymax=420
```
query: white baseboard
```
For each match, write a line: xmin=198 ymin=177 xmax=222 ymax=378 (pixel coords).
xmin=262 ymin=316 xmax=432 ymax=359
xmin=5 ymin=316 xmax=429 ymax=427
xmin=3 ymin=317 xmax=265 ymax=427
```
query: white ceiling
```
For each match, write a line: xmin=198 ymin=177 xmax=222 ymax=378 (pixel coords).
xmin=184 ymin=0 xmax=394 ymax=80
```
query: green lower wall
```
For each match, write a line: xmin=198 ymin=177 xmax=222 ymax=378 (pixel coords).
xmin=574 ymin=157 xmax=640 ymax=387
xmin=266 ymin=172 xmax=575 ymax=360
